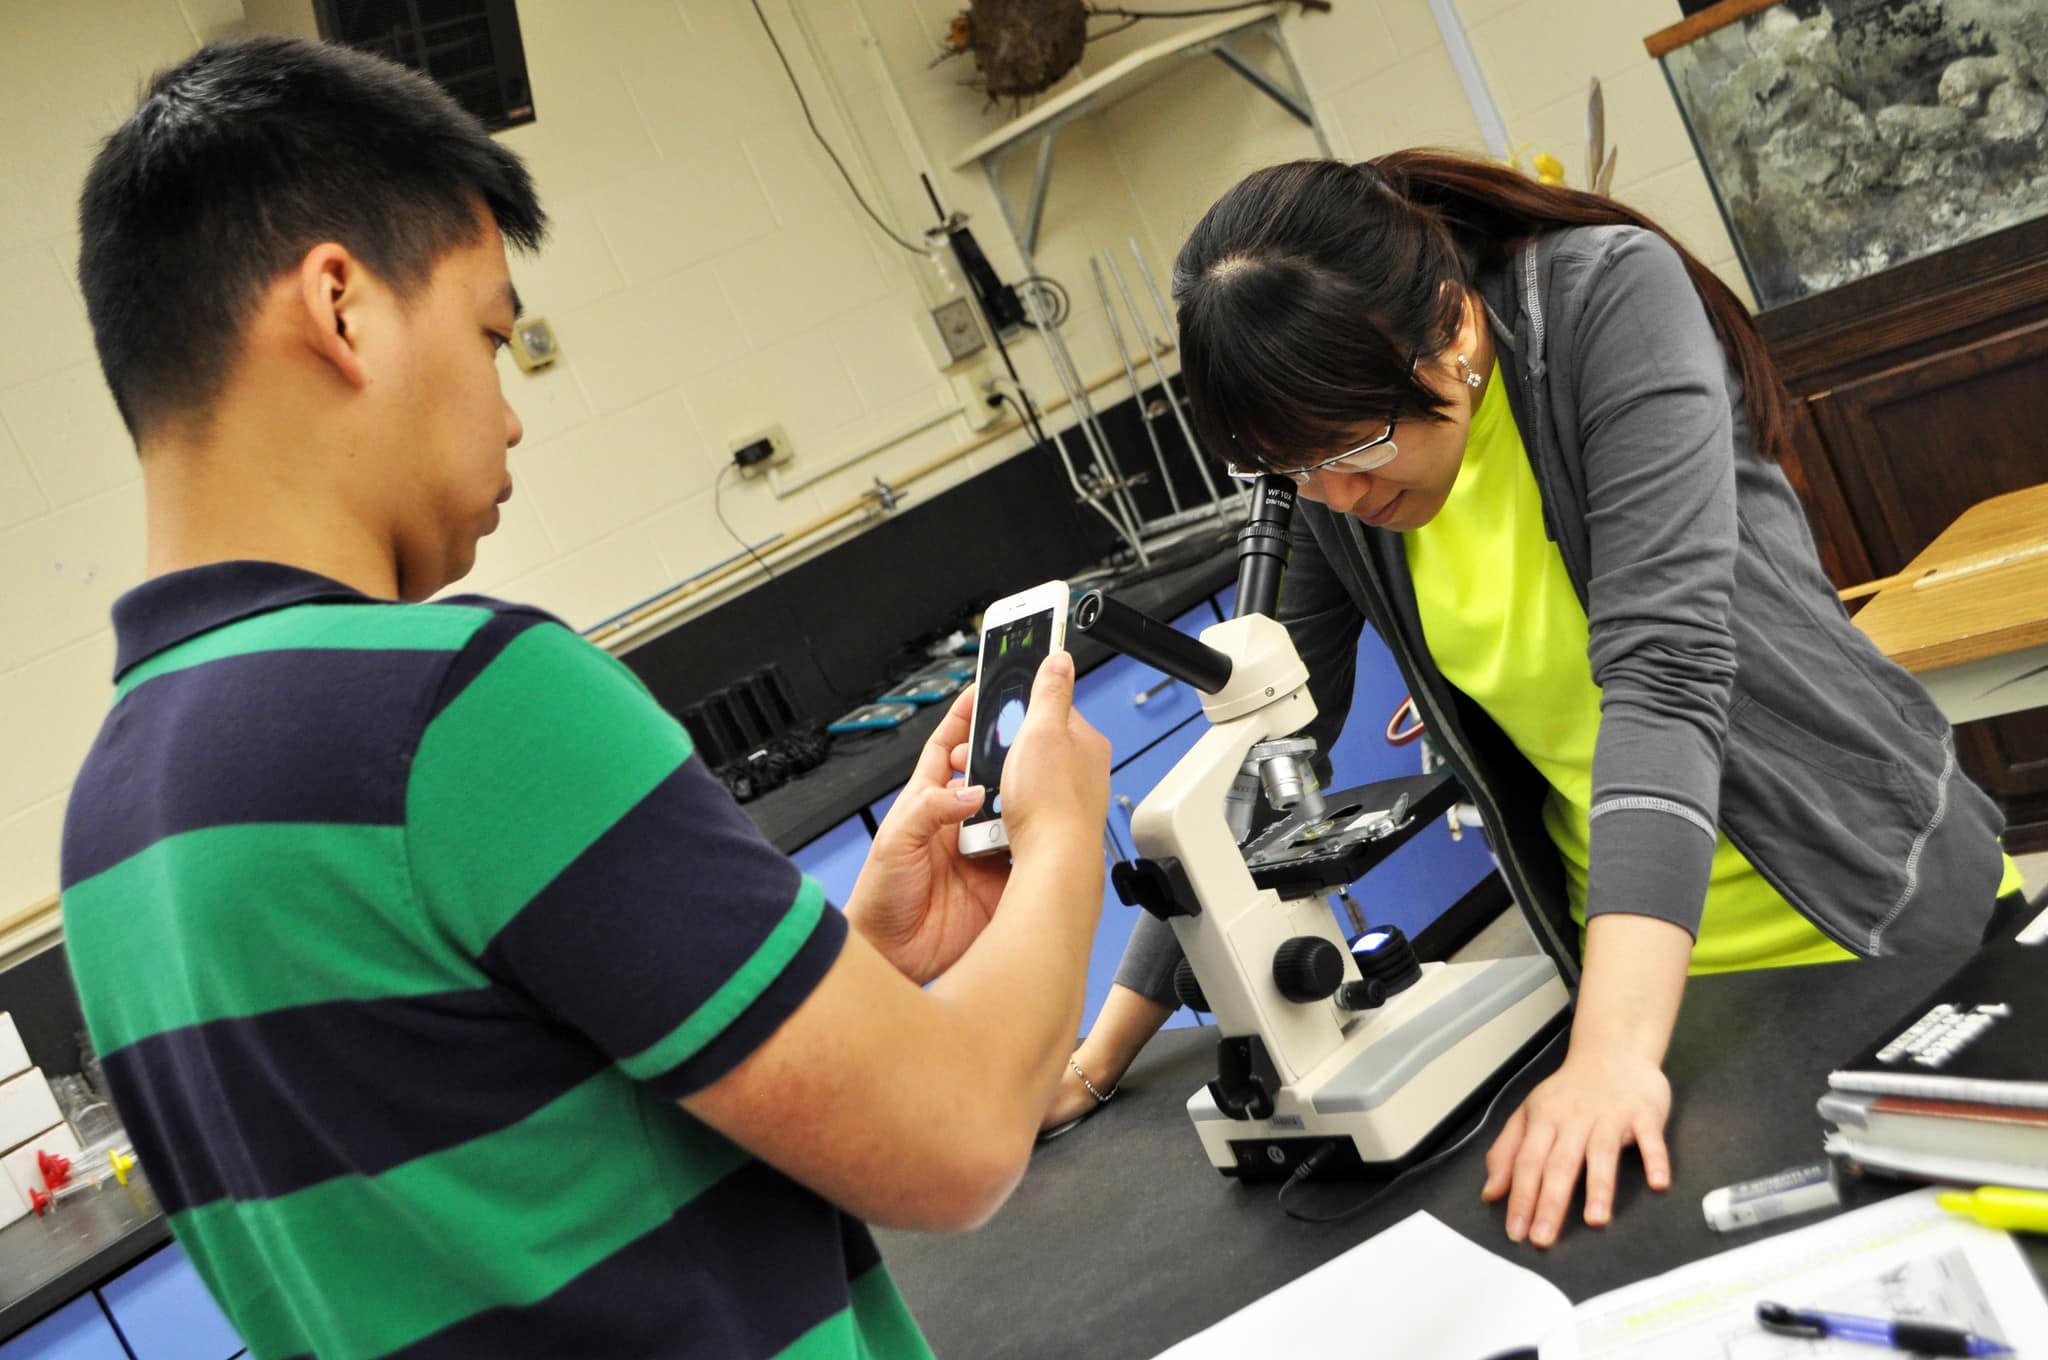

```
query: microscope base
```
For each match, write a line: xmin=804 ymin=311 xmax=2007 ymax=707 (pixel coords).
xmin=1187 ymin=954 xmax=1570 ymax=1180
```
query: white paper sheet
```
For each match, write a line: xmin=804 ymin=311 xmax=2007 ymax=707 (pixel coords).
xmin=2017 ymin=901 xmax=2048 ymax=945
xmin=1153 ymin=1210 xmax=1572 ymax=1360
xmin=1539 ymin=1188 xmax=2048 ymax=1360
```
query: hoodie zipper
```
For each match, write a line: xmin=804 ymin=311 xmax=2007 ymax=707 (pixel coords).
xmin=1521 ymin=249 xmax=1547 ymax=380
xmin=1513 ymin=250 xmax=1574 ymax=577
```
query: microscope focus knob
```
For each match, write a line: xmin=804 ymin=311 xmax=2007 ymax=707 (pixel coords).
xmin=1172 ymin=957 xmax=1209 ymax=1013
xmin=1272 ymin=937 xmax=1344 ymax=1004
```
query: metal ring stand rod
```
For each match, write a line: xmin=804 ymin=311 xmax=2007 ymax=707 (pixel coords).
xmin=1128 ymin=238 xmax=1244 ymax=514
xmin=1104 ymin=250 xmax=1236 ymax=521
xmin=1090 ymin=255 xmax=1183 ymax=516
xmin=1022 ymin=280 xmax=1148 ymax=548
xmin=1020 ymin=282 xmax=1151 ymax=564
xmin=1036 ymin=387 xmax=1148 ymax=565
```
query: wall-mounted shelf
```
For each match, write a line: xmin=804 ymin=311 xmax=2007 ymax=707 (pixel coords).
xmin=949 ymin=6 xmax=1331 ymax=264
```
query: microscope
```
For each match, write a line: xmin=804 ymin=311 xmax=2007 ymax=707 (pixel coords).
xmin=1073 ymin=477 xmax=1569 ymax=1180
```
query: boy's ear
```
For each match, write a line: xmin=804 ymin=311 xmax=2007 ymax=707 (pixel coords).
xmin=296 ymin=243 xmax=372 ymax=391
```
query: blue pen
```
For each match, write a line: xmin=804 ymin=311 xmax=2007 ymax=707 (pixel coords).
xmin=1757 ymin=1301 xmax=2013 ymax=1356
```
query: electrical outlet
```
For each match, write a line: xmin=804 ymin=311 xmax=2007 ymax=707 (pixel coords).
xmin=730 ymin=425 xmax=795 ymax=479
xmin=952 ymin=363 xmax=1002 ymax=432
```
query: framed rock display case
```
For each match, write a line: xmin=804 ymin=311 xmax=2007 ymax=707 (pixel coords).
xmin=1649 ymin=0 xmax=2048 ymax=850
xmin=1652 ymin=0 xmax=2047 ymax=309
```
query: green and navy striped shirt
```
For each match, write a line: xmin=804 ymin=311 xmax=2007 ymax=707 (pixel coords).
xmin=62 ymin=561 xmax=930 ymax=1359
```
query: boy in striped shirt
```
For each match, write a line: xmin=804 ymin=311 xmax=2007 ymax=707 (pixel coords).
xmin=62 ymin=35 xmax=1109 ymax=1359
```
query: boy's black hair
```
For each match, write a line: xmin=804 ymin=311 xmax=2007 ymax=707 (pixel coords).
xmin=78 ymin=34 xmax=546 ymax=438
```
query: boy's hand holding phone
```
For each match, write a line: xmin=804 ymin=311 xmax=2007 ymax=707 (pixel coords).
xmin=995 ymin=651 xmax=1110 ymax=860
xmin=844 ymin=651 xmax=1109 ymax=985
xmin=844 ymin=684 xmax=1009 ymax=984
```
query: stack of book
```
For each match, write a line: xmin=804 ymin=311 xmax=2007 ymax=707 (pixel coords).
xmin=1820 ymin=942 xmax=2048 ymax=1190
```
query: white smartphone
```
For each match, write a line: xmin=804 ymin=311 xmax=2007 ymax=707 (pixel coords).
xmin=958 ymin=579 xmax=1070 ymax=857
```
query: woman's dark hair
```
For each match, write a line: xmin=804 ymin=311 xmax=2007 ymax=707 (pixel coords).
xmin=78 ymin=35 xmax=547 ymax=439
xmin=1170 ymin=149 xmax=1793 ymax=472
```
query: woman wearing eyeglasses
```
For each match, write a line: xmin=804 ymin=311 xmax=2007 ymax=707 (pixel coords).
xmin=1044 ymin=150 xmax=2028 ymax=1247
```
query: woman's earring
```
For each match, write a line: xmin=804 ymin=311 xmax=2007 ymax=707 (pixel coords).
xmin=1456 ymin=355 xmax=1483 ymax=389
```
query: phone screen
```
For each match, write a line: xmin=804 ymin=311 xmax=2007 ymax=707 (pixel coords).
xmin=964 ymin=607 xmax=1056 ymax=828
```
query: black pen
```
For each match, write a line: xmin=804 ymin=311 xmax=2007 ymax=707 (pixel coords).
xmin=1756 ymin=1301 xmax=2013 ymax=1356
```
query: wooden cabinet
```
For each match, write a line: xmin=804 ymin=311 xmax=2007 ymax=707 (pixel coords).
xmin=1761 ymin=216 xmax=2048 ymax=851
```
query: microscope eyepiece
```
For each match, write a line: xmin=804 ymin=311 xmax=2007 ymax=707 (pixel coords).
xmin=1234 ymin=474 xmax=1297 ymax=620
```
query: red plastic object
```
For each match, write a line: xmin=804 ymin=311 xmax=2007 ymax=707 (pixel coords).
xmin=29 ymin=1187 xmax=52 ymax=1216
xmin=38 ymin=1149 xmax=72 ymax=1190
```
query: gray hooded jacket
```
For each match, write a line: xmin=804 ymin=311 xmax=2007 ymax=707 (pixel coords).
xmin=1117 ymin=224 xmax=2004 ymax=997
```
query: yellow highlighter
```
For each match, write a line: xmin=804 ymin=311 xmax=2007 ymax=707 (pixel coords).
xmin=1938 ymin=1187 xmax=2048 ymax=1235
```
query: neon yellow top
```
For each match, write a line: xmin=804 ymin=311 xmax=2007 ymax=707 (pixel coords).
xmin=1401 ymin=364 xmax=2022 ymax=972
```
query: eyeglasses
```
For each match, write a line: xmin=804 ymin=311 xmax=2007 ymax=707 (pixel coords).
xmin=1226 ymin=417 xmax=1399 ymax=485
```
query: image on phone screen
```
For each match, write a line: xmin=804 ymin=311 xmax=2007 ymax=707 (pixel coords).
xmin=964 ymin=609 xmax=1056 ymax=828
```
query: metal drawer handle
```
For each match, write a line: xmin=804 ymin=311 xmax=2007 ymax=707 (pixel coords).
xmin=1132 ymin=676 xmax=1177 ymax=708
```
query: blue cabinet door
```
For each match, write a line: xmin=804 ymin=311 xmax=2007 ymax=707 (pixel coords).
xmin=791 ymin=817 xmax=873 ymax=912
xmin=97 ymin=1242 xmax=244 ymax=1360
xmin=1319 ymin=632 xmax=1495 ymax=943
xmin=1334 ymin=815 xmax=1495 ymax=944
xmin=1074 ymin=602 xmax=1214 ymax=772
xmin=0 ymin=1295 xmax=129 ymax=1360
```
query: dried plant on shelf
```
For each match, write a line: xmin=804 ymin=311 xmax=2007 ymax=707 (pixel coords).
xmin=941 ymin=0 xmax=1088 ymax=102
xmin=937 ymin=0 xmax=1331 ymax=110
